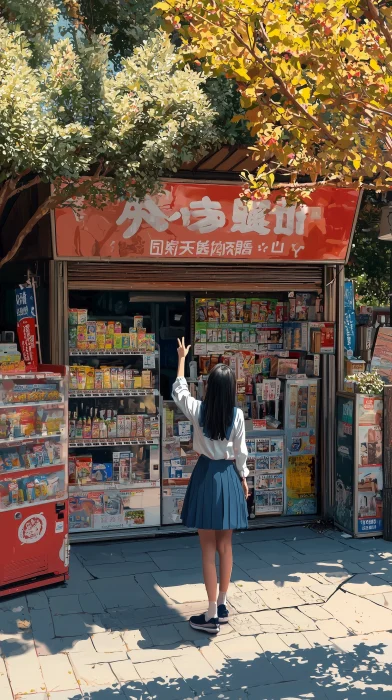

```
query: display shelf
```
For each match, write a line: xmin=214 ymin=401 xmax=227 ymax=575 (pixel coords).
xmin=0 ymin=496 xmax=66 ymax=512
xmin=69 ymin=480 xmax=160 ymax=492
xmin=69 ymin=350 xmax=158 ymax=357
xmin=69 ymin=389 xmax=158 ymax=398
xmin=0 ymin=372 xmax=63 ymax=380
xmin=0 ymin=463 xmax=66 ymax=478
xmin=69 ymin=438 xmax=159 ymax=448
xmin=0 ymin=400 xmax=64 ymax=410
xmin=0 ymin=432 xmax=63 ymax=447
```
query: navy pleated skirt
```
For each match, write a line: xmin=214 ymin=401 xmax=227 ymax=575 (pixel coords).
xmin=181 ymin=455 xmax=248 ymax=531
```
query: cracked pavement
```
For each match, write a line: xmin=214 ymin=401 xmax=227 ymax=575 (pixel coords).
xmin=2 ymin=525 xmax=392 ymax=699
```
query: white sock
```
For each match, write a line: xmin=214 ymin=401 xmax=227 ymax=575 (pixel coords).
xmin=217 ymin=591 xmax=227 ymax=607
xmin=206 ymin=601 xmax=217 ymax=620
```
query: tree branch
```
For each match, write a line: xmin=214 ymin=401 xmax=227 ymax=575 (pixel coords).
xmin=367 ymin=0 xmax=392 ymax=52
xmin=231 ymin=29 xmax=338 ymax=143
xmin=8 ymin=175 xmax=42 ymax=200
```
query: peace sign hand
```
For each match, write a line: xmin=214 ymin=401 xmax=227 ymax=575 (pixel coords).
xmin=177 ymin=337 xmax=191 ymax=359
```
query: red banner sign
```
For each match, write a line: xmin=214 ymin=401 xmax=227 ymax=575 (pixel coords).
xmin=54 ymin=183 xmax=360 ymax=263
xmin=15 ymin=287 xmax=38 ymax=371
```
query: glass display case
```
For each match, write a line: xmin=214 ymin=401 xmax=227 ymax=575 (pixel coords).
xmin=68 ymin=347 xmax=161 ymax=535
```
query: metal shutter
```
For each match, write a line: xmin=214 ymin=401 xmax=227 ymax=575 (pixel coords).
xmin=67 ymin=262 xmax=323 ymax=292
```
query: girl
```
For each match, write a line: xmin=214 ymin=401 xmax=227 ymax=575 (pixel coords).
xmin=172 ymin=338 xmax=249 ymax=635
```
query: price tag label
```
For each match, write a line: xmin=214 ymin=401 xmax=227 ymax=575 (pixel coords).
xmin=143 ymin=354 xmax=156 ymax=369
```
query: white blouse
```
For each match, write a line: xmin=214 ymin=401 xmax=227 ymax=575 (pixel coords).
xmin=172 ymin=376 xmax=249 ymax=477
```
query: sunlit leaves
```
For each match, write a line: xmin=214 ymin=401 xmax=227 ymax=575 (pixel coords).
xmin=156 ymin=0 xmax=392 ymax=198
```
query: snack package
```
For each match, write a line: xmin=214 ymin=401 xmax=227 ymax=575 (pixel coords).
xmin=129 ymin=331 xmax=138 ymax=350
xmin=125 ymin=369 xmax=133 ymax=388
xmin=68 ymin=309 xmax=79 ymax=326
xmin=107 ymin=321 xmax=115 ymax=337
xmin=97 ymin=334 xmax=106 ymax=350
xmin=228 ymin=300 xmax=236 ymax=323
xmin=195 ymin=299 xmax=208 ymax=322
xmin=117 ymin=415 xmax=125 ymax=438
xmin=114 ymin=335 xmax=123 ymax=350
xmin=96 ymin=321 xmax=107 ymax=335
xmin=124 ymin=415 xmax=132 ymax=438
xmin=134 ymin=315 xmax=144 ymax=329
xmin=69 ymin=326 xmax=77 ymax=348
xmin=105 ymin=336 xmax=114 ymax=350
xmin=144 ymin=418 xmax=151 ymax=439
xmin=75 ymin=456 xmax=92 ymax=484
xmin=133 ymin=375 xmax=142 ymax=389
xmin=136 ymin=415 xmax=144 ymax=437
xmin=86 ymin=367 xmax=95 ymax=390
xmin=87 ymin=321 xmax=97 ymax=346
xmin=141 ymin=370 xmax=151 ymax=389
xmin=131 ymin=416 xmax=137 ymax=437
xmin=103 ymin=368 xmax=112 ymax=389
xmin=77 ymin=309 xmax=88 ymax=325
xmin=251 ymin=300 xmax=260 ymax=323
xmin=77 ymin=325 xmax=87 ymax=349
xmin=137 ymin=332 xmax=147 ymax=351
xmin=94 ymin=370 xmax=104 ymax=390
xmin=69 ymin=367 xmax=78 ymax=390
xmin=144 ymin=334 xmax=155 ymax=352
xmin=110 ymin=368 xmax=118 ymax=390
xmin=150 ymin=418 xmax=160 ymax=437
xmin=220 ymin=301 xmax=228 ymax=323
xmin=114 ymin=322 xmax=122 ymax=335
xmin=122 ymin=334 xmax=131 ymax=349
xmin=117 ymin=369 xmax=125 ymax=389
xmin=77 ymin=367 xmax=87 ymax=390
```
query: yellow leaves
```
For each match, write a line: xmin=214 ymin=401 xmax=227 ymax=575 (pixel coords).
xmin=370 ymin=58 xmax=380 ymax=73
xmin=300 ymin=86 xmax=311 ymax=101
xmin=154 ymin=1 xmax=172 ymax=10
xmin=385 ymin=161 xmax=392 ymax=169
xmin=233 ymin=66 xmax=251 ymax=81
xmin=264 ymin=77 xmax=275 ymax=89
xmin=352 ymin=159 xmax=361 ymax=170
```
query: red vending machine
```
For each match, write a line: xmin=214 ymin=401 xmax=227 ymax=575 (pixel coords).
xmin=0 ymin=366 xmax=69 ymax=596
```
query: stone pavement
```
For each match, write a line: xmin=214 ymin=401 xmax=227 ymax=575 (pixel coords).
xmin=2 ymin=526 xmax=392 ymax=699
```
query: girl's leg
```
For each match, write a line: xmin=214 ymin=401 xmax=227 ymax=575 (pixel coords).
xmin=198 ymin=529 xmax=218 ymax=618
xmin=216 ymin=529 xmax=233 ymax=604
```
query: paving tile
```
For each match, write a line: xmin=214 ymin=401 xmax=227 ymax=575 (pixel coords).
xmin=45 ymin=580 xmax=92 ymax=597
xmin=78 ymin=592 xmax=105 ymax=614
xmin=297 ymin=604 xmax=333 ymax=621
xmin=358 ymin=558 xmax=392 ymax=581
xmin=345 ymin=537 xmax=391 ymax=552
xmin=248 ymin=566 xmax=321 ymax=590
xmin=278 ymin=608 xmax=317 ymax=631
xmin=90 ymin=575 xmax=153 ymax=609
xmin=229 ymin=613 xmax=265 ymax=635
xmin=134 ymin=657 xmax=180 ymax=681
xmin=129 ymin=644 xmax=191 ymax=664
xmin=133 ymin=572 xmax=174 ymax=607
xmin=246 ymin=679 xmax=329 ymax=699
xmin=365 ymin=591 xmax=392 ymax=608
xmin=316 ymin=619 xmax=350 ymax=639
xmin=252 ymin=610 xmax=296 ymax=634
xmin=302 ymin=630 xmax=334 ymax=647
xmin=49 ymin=595 xmax=82 ymax=615
xmin=152 ymin=568 xmax=207 ymax=603
xmin=6 ymin=644 xmax=46 ymax=695
xmin=256 ymin=633 xmax=291 ymax=654
xmin=227 ymin=590 xmax=268 ymax=614
xmin=294 ymin=548 xmax=380 ymax=565
xmin=341 ymin=573 xmax=392 ymax=596
xmin=16 ymin=694 xmax=48 ymax=700
xmin=39 ymin=653 xmax=79 ymax=691
xmin=232 ymin=544 xmax=265 ymax=570
xmin=148 ymin=548 xmax=202 ymax=571
xmin=323 ymin=589 xmax=392 ymax=634
xmin=68 ymin=551 xmax=93 ymax=581
xmin=26 ymin=592 xmax=50 ymax=611
xmin=199 ymin=641 xmax=227 ymax=673
xmin=171 ymin=647 xmax=217 ymax=694
xmin=35 ymin=636 xmax=95 ymax=656
xmin=0 ymin=658 xmax=13 ymax=700
xmin=73 ymin=544 xmax=126 ymax=565
xmin=85 ymin=561 xmax=159 ymax=579
xmin=258 ymin=588 xmax=305 ymax=609
xmin=110 ymin=659 xmax=140 ymax=683
xmin=43 ymin=692 xmax=82 ymax=700
xmin=122 ymin=628 xmax=152 ymax=651
xmin=144 ymin=623 xmax=182 ymax=646
xmin=243 ymin=539 xmax=302 ymax=561
xmin=53 ymin=612 xmax=105 ymax=638
xmin=68 ymin=652 xmax=123 ymax=687
xmin=288 ymin=538 xmax=349 ymax=556
xmin=92 ymin=631 xmax=127 ymax=653
xmin=0 ymin=595 xmax=27 ymax=612
xmin=293 ymin=587 xmax=325 ymax=605
xmin=332 ymin=630 xmax=392 ymax=664
xmin=278 ymin=632 xmax=312 ymax=650
xmin=30 ymin=608 xmax=55 ymax=641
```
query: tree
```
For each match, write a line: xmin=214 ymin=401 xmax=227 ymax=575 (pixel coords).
xmin=157 ymin=0 xmax=392 ymax=199
xmin=347 ymin=192 xmax=390 ymax=305
xmin=0 ymin=1 xmax=217 ymax=268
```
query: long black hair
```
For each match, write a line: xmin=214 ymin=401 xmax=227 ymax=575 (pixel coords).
xmin=200 ymin=363 xmax=236 ymax=440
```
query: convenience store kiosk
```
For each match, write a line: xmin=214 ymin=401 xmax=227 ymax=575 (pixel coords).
xmin=49 ymin=180 xmax=362 ymax=542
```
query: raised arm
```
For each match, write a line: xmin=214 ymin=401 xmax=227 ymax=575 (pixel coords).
xmin=172 ymin=338 xmax=201 ymax=421
xmin=233 ymin=409 xmax=249 ymax=479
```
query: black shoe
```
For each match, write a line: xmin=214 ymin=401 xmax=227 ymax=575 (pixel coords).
xmin=218 ymin=603 xmax=229 ymax=624
xmin=189 ymin=614 xmax=220 ymax=634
